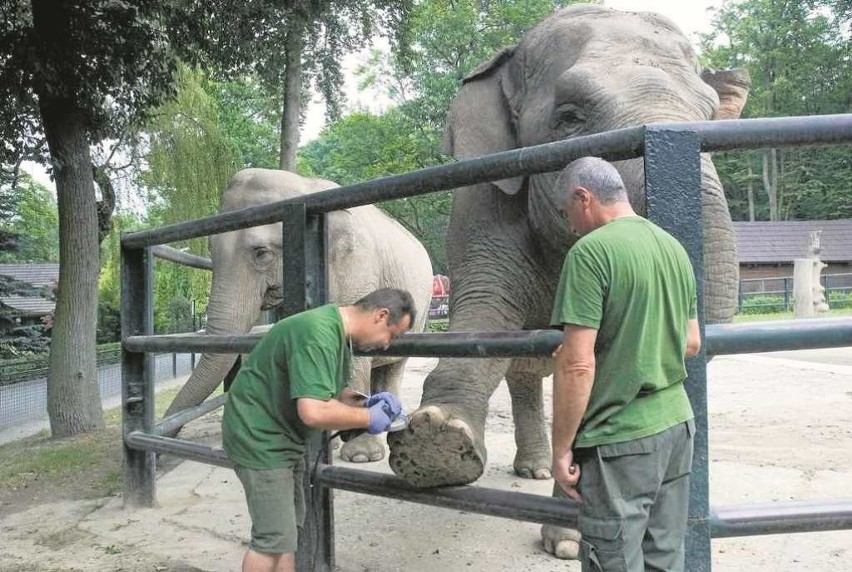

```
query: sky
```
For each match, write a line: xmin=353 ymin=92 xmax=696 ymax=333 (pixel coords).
xmin=23 ymin=0 xmax=723 ymax=193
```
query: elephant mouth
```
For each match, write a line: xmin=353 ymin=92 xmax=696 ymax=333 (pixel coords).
xmin=260 ymin=286 xmax=284 ymax=311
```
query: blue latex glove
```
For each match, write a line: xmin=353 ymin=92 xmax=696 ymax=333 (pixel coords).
xmin=366 ymin=391 xmax=402 ymax=418
xmin=367 ymin=401 xmax=393 ymax=435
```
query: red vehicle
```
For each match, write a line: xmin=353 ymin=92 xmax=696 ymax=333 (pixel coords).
xmin=429 ymin=275 xmax=450 ymax=319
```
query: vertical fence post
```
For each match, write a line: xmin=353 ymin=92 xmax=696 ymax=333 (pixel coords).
xmin=121 ymin=243 xmax=156 ymax=507
xmin=784 ymin=277 xmax=791 ymax=311
xmin=279 ymin=203 xmax=334 ymax=571
xmin=644 ymin=126 xmax=710 ymax=570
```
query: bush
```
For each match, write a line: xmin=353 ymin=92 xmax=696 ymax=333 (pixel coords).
xmin=739 ymin=295 xmax=787 ymax=315
xmin=427 ymin=319 xmax=448 ymax=332
xmin=829 ymin=290 xmax=852 ymax=309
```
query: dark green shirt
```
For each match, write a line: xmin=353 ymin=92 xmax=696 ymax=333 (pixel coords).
xmin=222 ymin=304 xmax=352 ymax=468
xmin=551 ymin=216 xmax=697 ymax=448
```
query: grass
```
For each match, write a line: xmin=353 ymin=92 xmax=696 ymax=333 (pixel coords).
xmin=0 ymin=385 xmax=192 ymax=512
xmin=732 ymin=306 xmax=852 ymax=323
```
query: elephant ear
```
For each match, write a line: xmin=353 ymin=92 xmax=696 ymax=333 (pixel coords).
xmin=443 ymin=46 xmax=524 ymax=196
xmin=701 ymin=68 xmax=751 ymax=120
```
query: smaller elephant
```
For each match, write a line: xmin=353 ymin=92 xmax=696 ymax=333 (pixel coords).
xmin=164 ymin=168 xmax=433 ymax=463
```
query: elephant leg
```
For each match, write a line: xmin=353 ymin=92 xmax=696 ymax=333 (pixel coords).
xmin=505 ymin=358 xmax=551 ymax=480
xmin=388 ymin=355 xmax=512 ymax=487
xmin=540 ymin=483 xmax=581 ymax=560
xmin=339 ymin=357 xmax=386 ymax=463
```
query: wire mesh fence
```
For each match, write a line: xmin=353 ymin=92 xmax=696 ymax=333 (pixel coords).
xmin=0 ymin=352 xmax=196 ymax=430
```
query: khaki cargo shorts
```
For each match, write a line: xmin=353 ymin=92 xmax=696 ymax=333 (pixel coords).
xmin=235 ymin=463 xmax=306 ymax=554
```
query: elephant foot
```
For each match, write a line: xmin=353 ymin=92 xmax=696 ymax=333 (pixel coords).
xmin=541 ymin=524 xmax=581 ymax=560
xmin=514 ymin=452 xmax=552 ymax=480
xmin=339 ymin=433 xmax=385 ymax=463
xmin=388 ymin=405 xmax=484 ymax=487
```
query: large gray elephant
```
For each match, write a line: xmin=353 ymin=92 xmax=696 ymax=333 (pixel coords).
xmin=164 ymin=168 xmax=433 ymax=463
xmin=389 ymin=5 xmax=749 ymax=488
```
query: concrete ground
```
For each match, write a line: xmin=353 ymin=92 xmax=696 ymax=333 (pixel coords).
xmin=1 ymin=349 xmax=851 ymax=571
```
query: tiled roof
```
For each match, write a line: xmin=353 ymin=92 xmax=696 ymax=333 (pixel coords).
xmin=0 ymin=263 xmax=59 ymax=287
xmin=0 ymin=295 xmax=55 ymax=316
xmin=733 ymin=220 xmax=852 ymax=264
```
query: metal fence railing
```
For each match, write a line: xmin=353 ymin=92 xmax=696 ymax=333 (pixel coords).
xmin=738 ymin=273 xmax=852 ymax=313
xmin=120 ymin=113 xmax=852 ymax=572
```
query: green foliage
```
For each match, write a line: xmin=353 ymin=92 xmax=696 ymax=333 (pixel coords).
xmin=739 ymin=295 xmax=787 ymax=315
xmin=0 ymin=1 xmax=192 ymax=166
xmin=701 ymin=0 xmax=852 ymax=221
xmin=0 ymin=173 xmax=59 ymax=262
xmin=829 ymin=289 xmax=852 ymax=309
xmin=212 ymin=77 xmax=281 ymax=170
xmin=390 ymin=0 xmax=575 ymax=131
xmin=427 ymin=318 xmax=449 ymax=332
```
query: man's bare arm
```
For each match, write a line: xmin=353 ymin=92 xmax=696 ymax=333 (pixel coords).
xmin=685 ymin=318 xmax=701 ymax=358
xmin=297 ymin=397 xmax=370 ymax=430
xmin=552 ymin=325 xmax=598 ymax=458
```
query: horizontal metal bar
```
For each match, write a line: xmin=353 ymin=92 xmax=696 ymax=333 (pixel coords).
xmin=120 ymin=431 xmax=852 ymax=538
xmin=315 ymin=465 xmax=579 ymax=528
xmin=125 ymin=431 xmax=233 ymax=469
xmin=123 ymin=430 xmax=852 ymax=538
xmin=125 ymin=318 xmax=852 ymax=357
xmin=710 ymin=499 xmax=852 ymax=538
xmin=152 ymin=394 xmax=227 ymax=436
xmin=151 ymin=245 xmax=213 ymax=270
xmin=705 ymin=317 xmax=852 ymax=356
xmin=687 ymin=113 xmax=852 ymax=153
xmin=121 ymin=115 xmax=851 ymax=249
xmin=123 ymin=331 xmax=565 ymax=356
xmin=125 ymin=332 xmax=263 ymax=354
xmin=122 ymin=127 xmax=646 ymax=247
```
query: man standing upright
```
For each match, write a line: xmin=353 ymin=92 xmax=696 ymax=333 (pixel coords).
xmin=542 ymin=157 xmax=702 ymax=571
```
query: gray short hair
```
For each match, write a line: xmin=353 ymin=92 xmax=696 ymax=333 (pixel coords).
xmin=354 ymin=288 xmax=417 ymax=327
xmin=556 ymin=157 xmax=628 ymax=205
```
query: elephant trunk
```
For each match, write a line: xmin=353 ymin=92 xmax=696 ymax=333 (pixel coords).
xmin=163 ymin=266 xmax=263 ymax=419
xmin=697 ymin=154 xmax=738 ymax=324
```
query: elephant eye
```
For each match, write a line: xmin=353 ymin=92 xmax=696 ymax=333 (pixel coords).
xmin=552 ymin=104 xmax=586 ymax=135
xmin=253 ymin=247 xmax=275 ymax=268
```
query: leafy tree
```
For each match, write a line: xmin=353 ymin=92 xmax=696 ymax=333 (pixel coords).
xmin=138 ymin=64 xmax=239 ymax=256
xmin=701 ymin=0 xmax=852 ymax=221
xmin=0 ymin=173 xmax=59 ymax=262
xmin=133 ymin=64 xmax=287 ymax=329
xmin=198 ymin=0 xmax=415 ymax=170
xmin=0 ymin=1 xmax=192 ymax=437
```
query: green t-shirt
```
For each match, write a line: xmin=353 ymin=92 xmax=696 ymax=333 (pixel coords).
xmin=551 ymin=216 xmax=697 ymax=448
xmin=222 ymin=304 xmax=352 ymax=469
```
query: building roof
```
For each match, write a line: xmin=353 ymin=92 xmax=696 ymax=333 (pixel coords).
xmin=733 ymin=220 xmax=852 ymax=264
xmin=0 ymin=295 xmax=55 ymax=317
xmin=0 ymin=263 xmax=59 ymax=287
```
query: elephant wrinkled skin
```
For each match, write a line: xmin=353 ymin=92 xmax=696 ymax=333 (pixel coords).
xmin=389 ymin=5 xmax=748 ymax=493
xmin=164 ymin=169 xmax=433 ymax=463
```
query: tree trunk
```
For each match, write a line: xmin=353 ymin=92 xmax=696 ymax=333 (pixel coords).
xmin=39 ymin=100 xmax=104 ymax=437
xmin=279 ymin=21 xmax=303 ymax=171
xmin=762 ymin=148 xmax=779 ymax=221
xmin=747 ymin=164 xmax=755 ymax=221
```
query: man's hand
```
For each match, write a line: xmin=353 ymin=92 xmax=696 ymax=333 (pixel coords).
xmin=553 ymin=450 xmax=582 ymax=503
xmin=366 ymin=391 xmax=402 ymax=417
xmin=366 ymin=401 xmax=394 ymax=434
